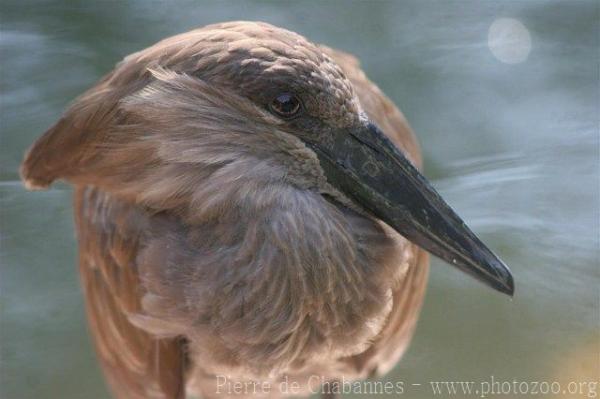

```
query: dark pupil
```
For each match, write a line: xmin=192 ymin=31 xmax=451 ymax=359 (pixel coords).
xmin=272 ymin=93 xmax=299 ymax=116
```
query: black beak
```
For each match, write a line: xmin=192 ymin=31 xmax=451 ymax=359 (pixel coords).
xmin=307 ymin=120 xmax=514 ymax=296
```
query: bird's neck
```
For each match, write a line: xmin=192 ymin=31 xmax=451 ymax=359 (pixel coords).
xmin=173 ymin=183 xmax=412 ymax=374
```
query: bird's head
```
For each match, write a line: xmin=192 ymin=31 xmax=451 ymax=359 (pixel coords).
xmin=21 ymin=21 xmax=513 ymax=296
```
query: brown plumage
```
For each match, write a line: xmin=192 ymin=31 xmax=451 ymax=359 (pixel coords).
xmin=21 ymin=21 xmax=512 ymax=399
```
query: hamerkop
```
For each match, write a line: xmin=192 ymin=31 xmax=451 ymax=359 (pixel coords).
xmin=20 ymin=21 xmax=513 ymax=399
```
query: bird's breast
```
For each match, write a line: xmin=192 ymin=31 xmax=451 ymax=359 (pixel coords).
xmin=133 ymin=184 xmax=414 ymax=377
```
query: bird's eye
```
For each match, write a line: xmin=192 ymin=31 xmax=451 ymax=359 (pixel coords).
xmin=269 ymin=93 xmax=302 ymax=119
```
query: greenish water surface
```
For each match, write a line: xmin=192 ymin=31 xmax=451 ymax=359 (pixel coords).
xmin=1 ymin=1 xmax=598 ymax=398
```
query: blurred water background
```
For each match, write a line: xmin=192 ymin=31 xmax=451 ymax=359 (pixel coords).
xmin=1 ymin=1 xmax=598 ymax=398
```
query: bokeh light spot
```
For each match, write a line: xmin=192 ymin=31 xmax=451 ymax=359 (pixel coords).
xmin=488 ymin=18 xmax=532 ymax=64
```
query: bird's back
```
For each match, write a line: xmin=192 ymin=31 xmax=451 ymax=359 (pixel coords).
xmin=320 ymin=46 xmax=429 ymax=378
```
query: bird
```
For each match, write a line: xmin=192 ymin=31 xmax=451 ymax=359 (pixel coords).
xmin=20 ymin=21 xmax=513 ymax=399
